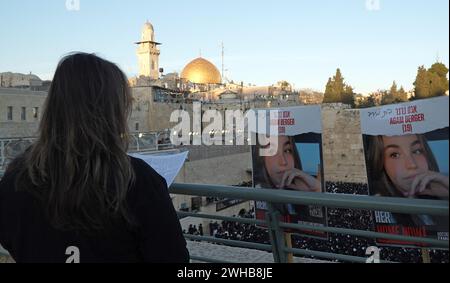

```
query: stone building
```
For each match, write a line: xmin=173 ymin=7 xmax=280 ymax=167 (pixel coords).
xmin=136 ymin=21 xmax=161 ymax=80
xmin=0 ymin=87 xmax=46 ymax=138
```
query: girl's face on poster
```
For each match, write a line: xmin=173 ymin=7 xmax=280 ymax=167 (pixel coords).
xmin=382 ymin=135 xmax=429 ymax=196
xmin=263 ymin=136 xmax=295 ymax=187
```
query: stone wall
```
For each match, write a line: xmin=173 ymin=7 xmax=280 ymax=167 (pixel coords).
xmin=175 ymin=152 xmax=251 ymax=185
xmin=0 ymin=72 xmax=41 ymax=88
xmin=321 ymin=104 xmax=368 ymax=184
xmin=131 ymin=86 xmax=195 ymax=133
xmin=171 ymin=151 xmax=252 ymax=212
xmin=0 ymin=89 xmax=46 ymax=137
xmin=171 ymin=104 xmax=369 ymax=185
xmin=1 ymin=85 xmax=369 ymax=184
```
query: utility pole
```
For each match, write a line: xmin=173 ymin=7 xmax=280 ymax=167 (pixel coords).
xmin=221 ymin=42 xmax=224 ymax=83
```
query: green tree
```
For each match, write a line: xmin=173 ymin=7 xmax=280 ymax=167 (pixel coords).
xmin=396 ymin=86 xmax=408 ymax=102
xmin=413 ymin=66 xmax=430 ymax=99
xmin=342 ymin=85 xmax=355 ymax=107
xmin=379 ymin=81 xmax=397 ymax=105
xmin=413 ymin=63 xmax=449 ymax=100
xmin=366 ymin=95 xmax=377 ymax=107
xmin=323 ymin=68 xmax=354 ymax=106
xmin=390 ymin=81 xmax=398 ymax=98
xmin=333 ymin=68 xmax=345 ymax=95
xmin=428 ymin=62 xmax=449 ymax=97
xmin=381 ymin=81 xmax=408 ymax=105
xmin=429 ymin=62 xmax=449 ymax=78
xmin=357 ymin=95 xmax=377 ymax=108
xmin=323 ymin=77 xmax=339 ymax=103
xmin=381 ymin=89 xmax=393 ymax=105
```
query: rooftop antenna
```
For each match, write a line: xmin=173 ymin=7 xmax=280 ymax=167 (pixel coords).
xmin=221 ymin=42 xmax=224 ymax=83
xmin=199 ymin=49 xmax=202 ymax=58
xmin=436 ymin=51 xmax=441 ymax=63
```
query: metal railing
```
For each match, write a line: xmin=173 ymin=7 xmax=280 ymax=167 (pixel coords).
xmin=0 ymin=181 xmax=448 ymax=262
xmin=0 ymin=131 xmax=174 ymax=169
xmin=0 ymin=137 xmax=36 ymax=167
xmin=169 ymin=183 xmax=449 ymax=263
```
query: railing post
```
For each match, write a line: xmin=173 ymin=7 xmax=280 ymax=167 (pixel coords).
xmin=155 ymin=132 xmax=160 ymax=151
xmin=0 ymin=140 xmax=5 ymax=167
xmin=266 ymin=203 xmax=288 ymax=263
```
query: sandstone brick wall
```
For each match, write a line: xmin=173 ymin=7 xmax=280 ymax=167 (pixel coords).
xmin=321 ymin=104 xmax=368 ymax=184
xmin=172 ymin=104 xmax=371 ymax=185
xmin=0 ymin=89 xmax=46 ymax=137
xmin=175 ymin=152 xmax=252 ymax=185
xmin=1 ymin=86 xmax=369 ymax=183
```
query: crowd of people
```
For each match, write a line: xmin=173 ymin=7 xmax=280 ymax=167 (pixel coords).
xmin=297 ymin=182 xmax=448 ymax=263
xmin=198 ymin=182 xmax=449 ymax=263
xmin=184 ymin=224 xmax=204 ymax=236
xmin=209 ymin=208 xmax=271 ymax=246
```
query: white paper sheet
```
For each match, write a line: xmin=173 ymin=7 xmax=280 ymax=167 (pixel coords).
xmin=129 ymin=151 xmax=189 ymax=186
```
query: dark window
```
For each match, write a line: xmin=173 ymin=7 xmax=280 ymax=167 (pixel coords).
xmin=7 ymin=106 xmax=13 ymax=121
xmin=21 ymin=107 xmax=26 ymax=121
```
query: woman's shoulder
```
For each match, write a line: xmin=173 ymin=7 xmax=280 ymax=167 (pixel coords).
xmin=0 ymin=157 xmax=33 ymax=208
xmin=129 ymin=156 xmax=164 ymax=182
xmin=0 ymin=169 xmax=15 ymax=196
xmin=0 ymin=157 xmax=25 ymax=195
xmin=127 ymin=156 xmax=172 ymax=212
xmin=128 ymin=156 xmax=168 ymax=194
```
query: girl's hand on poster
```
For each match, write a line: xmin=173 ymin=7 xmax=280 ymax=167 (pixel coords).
xmin=278 ymin=168 xmax=321 ymax=193
xmin=407 ymin=171 xmax=449 ymax=200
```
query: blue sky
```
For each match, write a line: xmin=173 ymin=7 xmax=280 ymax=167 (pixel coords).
xmin=0 ymin=0 xmax=448 ymax=94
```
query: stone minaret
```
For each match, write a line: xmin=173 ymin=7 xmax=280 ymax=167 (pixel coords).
xmin=136 ymin=21 xmax=161 ymax=79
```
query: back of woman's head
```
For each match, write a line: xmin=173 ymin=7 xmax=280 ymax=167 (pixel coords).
xmin=10 ymin=52 xmax=135 ymax=232
xmin=43 ymin=52 xmax=133 ymax=146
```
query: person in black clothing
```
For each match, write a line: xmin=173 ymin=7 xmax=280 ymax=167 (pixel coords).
xmin=198 ymin=224 xmax=203 ymax=236
xmin=0 ymin=52 xmax=189 ymax=263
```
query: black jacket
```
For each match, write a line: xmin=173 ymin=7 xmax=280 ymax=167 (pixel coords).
xmin=0 ymin=156 xmax=189 ymax=263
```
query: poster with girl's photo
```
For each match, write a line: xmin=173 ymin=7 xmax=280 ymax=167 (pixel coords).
xmin=360 ymin=96 xmax=449 ymax=246
xmin=251 ymin=105 xmax=327 ymax=239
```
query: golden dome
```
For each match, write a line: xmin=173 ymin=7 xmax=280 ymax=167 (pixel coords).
xmin=181 ymin=57 xmax=222 ymax=84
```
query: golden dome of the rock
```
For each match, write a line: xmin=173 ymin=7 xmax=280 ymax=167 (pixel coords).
xmin=181 ymin=57 xmax=222 ymax=84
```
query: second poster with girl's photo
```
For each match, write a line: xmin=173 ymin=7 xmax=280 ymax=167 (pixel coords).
xmin=361 ymin=96 xmax=449 ymax=246
xmin=251 ymin=105 xmax=327 ymax=239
